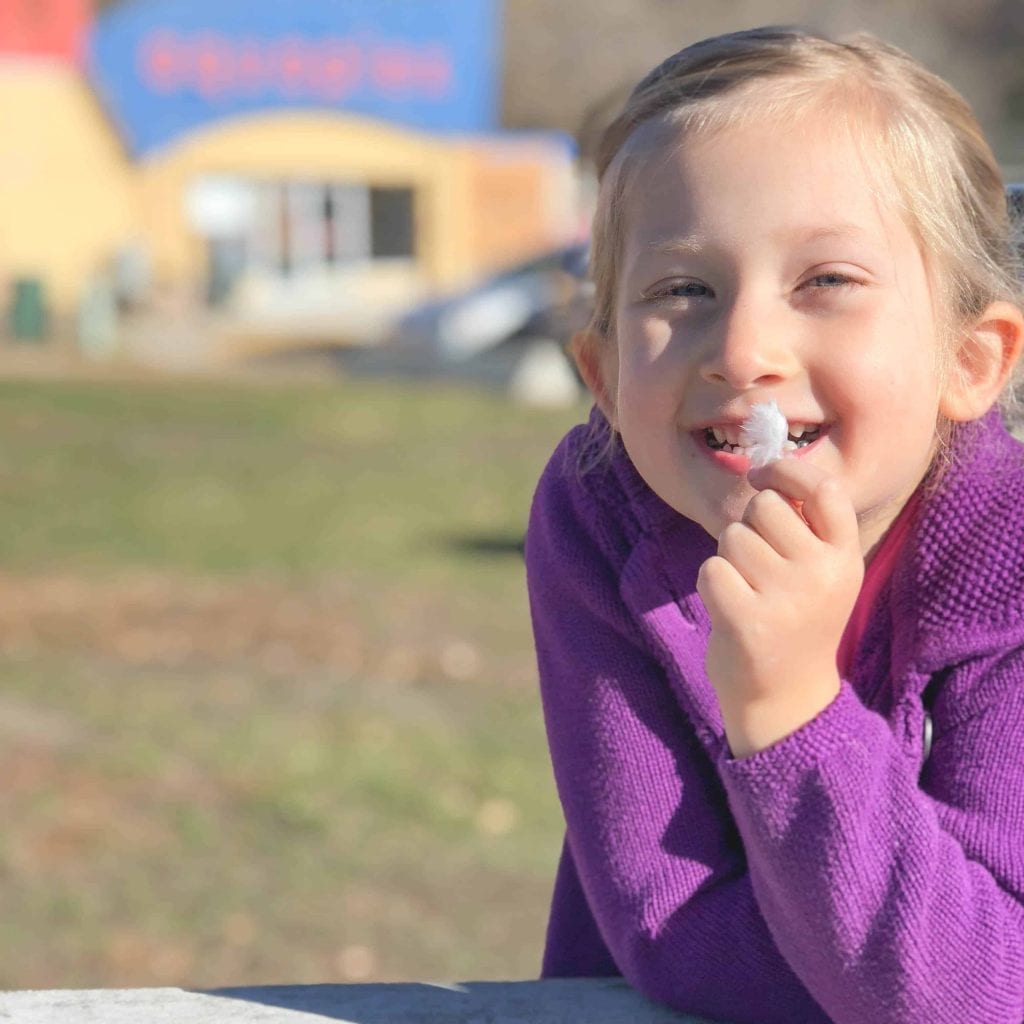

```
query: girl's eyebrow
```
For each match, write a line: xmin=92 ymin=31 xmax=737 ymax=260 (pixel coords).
xmin=646 ymin=235 xmax=704 ymax=256
xmin=643 ymin=223 xmax=873 ymax=257
xmin=785 ymin=223 xmax=874 ymax=245
xmin=628 ymin=223 xmax=879 ymax=281
xmin=621 ymin=236 xmax=704 ymax=280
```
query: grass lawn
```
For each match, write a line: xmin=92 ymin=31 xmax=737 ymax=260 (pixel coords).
xmin=0 ymin=372 xmax=589 ymax=989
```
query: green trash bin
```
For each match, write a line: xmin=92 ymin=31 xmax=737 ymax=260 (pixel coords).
xmin=9 ymin=277 xmax=49 ymax=342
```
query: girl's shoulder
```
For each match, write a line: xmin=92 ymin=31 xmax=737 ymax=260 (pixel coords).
xmin=526 ymin=406 xmax=685 ymax=585
xmin=530 ymin=405 xmax=678 ymax=541
xmin=899 ymin=410 xmax=1024 ymax=666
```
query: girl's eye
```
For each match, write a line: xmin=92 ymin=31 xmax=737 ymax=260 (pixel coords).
xmin=649 ymin=281 xmax=713 ymax=300
xmin=805 ymin=272 xmax=854 ymax=289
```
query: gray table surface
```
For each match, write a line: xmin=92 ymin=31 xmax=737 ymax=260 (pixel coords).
xmin=0 ymin=979 xmax=723 ymax=1023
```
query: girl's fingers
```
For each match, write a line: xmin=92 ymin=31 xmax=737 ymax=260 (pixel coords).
xmin=747 ymin=461 xmax=858 ymax=547
xmin=802 ymin=476 xmax=860 ymax=548
xmin=696 ymin=553 xmax=755 ymax=618
xmin=740 ymin=487 xmax=812 ymax=560
xmin=716 ymin=520 xmax=783 ymax=592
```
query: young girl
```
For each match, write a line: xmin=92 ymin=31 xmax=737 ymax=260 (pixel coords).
xmin=525 ymin=26 xmax=1024 ymax=1024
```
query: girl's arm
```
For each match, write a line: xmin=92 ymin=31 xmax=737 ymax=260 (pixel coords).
xmin=526 ymin=445 xmax=832 ymax=1024
xmin=693 ymin=450 xmax=1024 ymax=1023
xmin=717 ymin=650 xmax=1024 ymax=1024
xmin=529 ymin=435 xmax=1024 ymax=1024
xmin=540 ymin=837 xmax=619 ymax=978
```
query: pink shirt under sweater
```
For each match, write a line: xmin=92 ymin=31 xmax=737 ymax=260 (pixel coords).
xmin=836 ymin=492 xmax=920 ymax=679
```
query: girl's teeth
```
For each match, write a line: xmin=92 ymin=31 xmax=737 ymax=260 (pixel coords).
xmin=704 ymin=422 xmax=823 ymax=451
xmin=710 ymin=425 xmax=742 ymax=445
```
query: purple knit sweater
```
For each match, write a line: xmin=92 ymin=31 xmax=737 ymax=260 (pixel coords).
xmin=525 ymin=406 xmax=1024 ymax=1024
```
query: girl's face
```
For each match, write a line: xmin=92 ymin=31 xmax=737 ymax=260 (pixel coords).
xmin=608 ymin=116 xmax=948 ymax=555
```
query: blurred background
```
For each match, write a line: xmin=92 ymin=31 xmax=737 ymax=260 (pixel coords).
xmin=0 ymin=0 xmax=1021 ymax=991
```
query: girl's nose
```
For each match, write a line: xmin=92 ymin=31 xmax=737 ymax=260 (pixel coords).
xmin=698 ymin=301 xmax=797 ymax=389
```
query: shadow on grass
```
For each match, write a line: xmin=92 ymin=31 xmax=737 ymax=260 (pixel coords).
xmin=439 ymin=532 xmax=525 ymax=559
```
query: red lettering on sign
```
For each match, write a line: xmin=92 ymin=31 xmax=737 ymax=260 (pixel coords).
xmin=141 ymin=30 xmax=183 ymax=94
xmin=276 ymin=36 xmax=307 ymax=96
xmin=417 ymin=46 xmax=453 ymax=98
xmin=316 ymin=40 xmax=362 ymax=101
xmin=371 ymin=45 xmax=414 ymax=94
xmin=194 ymin=33 xmax=232 ymax=100
xmin=135 ymin=31 xmax=454 ymax=106
xmin=235 ymin=40 xmax=266 ymax=94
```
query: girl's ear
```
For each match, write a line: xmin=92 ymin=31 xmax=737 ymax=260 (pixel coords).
xmin=569 ymin=328 xmax=618 ymax=424
xmin=939 ymin=301 xmax=1024 ymax=421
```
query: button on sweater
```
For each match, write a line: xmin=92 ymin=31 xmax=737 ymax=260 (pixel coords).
xmin=525 ymin=406 xmax=1024 ymax=1024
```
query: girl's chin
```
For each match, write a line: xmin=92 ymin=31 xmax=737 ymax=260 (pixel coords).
xmin=670 ymin=494 xmax=754 ymax=538
xmin=706 ymin=506 xmax=750 ymax=539
xmin=626 ymin=438 xmax=759 ymax=530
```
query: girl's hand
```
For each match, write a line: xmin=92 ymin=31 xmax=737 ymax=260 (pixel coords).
xmin=695 ymin=460 xmax=864 ymax=759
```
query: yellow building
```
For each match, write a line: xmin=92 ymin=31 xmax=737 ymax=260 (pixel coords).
xmin=0 ymin=0 xmax=578 ymax=357
xmin=0 ymin=60 xmax=137 ymax=324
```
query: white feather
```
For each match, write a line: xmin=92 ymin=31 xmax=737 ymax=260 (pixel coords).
xmin=740 ymin=400 xmax=788 ymax=468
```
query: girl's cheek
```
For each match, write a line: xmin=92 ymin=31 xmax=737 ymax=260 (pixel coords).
xmin=622 ymin=310 xmax=676 ymax=357
xmin=622 ymin=326 xmax=686 ymax=386
xmin=619 ymin=364 xmax=677 ymax=416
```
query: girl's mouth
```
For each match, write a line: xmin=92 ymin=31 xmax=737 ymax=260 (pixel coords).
xmin=703 ymin=421 xmax=824 ymax=455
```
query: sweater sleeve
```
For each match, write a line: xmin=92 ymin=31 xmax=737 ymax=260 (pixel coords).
xmin=717 ymin=650 xmax=1024 ymax=1024
xmin=525 ymin=440 xmax=832 ymax=1024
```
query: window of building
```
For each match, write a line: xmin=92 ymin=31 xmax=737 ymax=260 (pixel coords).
xmin=189 ymin=175 xmax=417 ymax=304
xmin=370 ymin=187 xmax=415 ymax=258
xmin=268 ymin=180 xmax=413 ymax=273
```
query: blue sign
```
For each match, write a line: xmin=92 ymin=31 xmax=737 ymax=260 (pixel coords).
xmin=87 ymin=0 xmax=501 ymax=157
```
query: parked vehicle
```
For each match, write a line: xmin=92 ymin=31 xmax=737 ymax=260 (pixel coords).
xmin=385 ymin=243 xmax=589 ymax=367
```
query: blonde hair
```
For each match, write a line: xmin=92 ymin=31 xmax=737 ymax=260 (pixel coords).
xmin=583 ymin=26 xmax=1024 ymax=460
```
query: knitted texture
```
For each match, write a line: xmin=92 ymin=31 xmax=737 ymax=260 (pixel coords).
xmin=526 ymin=406 xmax=1024 ymax=1024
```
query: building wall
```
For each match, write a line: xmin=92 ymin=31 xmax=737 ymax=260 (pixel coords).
xmin=138 ymin=111 xmax=465 ymax=290
xmin=134 ymin=112 xmax=576 ymax=344
xmin=462 ymin=137 xmax=577 ymax=274
xmin=0 ymin=0 xmax=579 ymax=350
xmin=0 ymin=68 xmax=575 ymax=333
xmin=0 ymin=49 xmax=576 ymax=349
xmin=138 ymin=113 xmax=577 ymax=292
xmin=0 ymin=62 xmax=137 ymax=317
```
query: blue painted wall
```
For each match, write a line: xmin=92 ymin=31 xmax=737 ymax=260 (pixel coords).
xmin=87 ymin=0 xmax=501 ymax=157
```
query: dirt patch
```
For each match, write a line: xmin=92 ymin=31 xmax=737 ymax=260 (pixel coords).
xmin=0 ymin=570 xmax=533 ymax=690
xmin=0 ymin=571 xmax=363 ymax=673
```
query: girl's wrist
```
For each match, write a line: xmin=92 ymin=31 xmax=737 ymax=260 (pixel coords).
xmin=720 ymin=670 xmax=841 ymax=759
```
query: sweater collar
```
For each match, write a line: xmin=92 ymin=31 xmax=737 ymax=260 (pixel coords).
xmin=892 ymin=408 xmax=1024 ymax=672
xmin=599 ymin=404 xmax=1024 ymax=674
